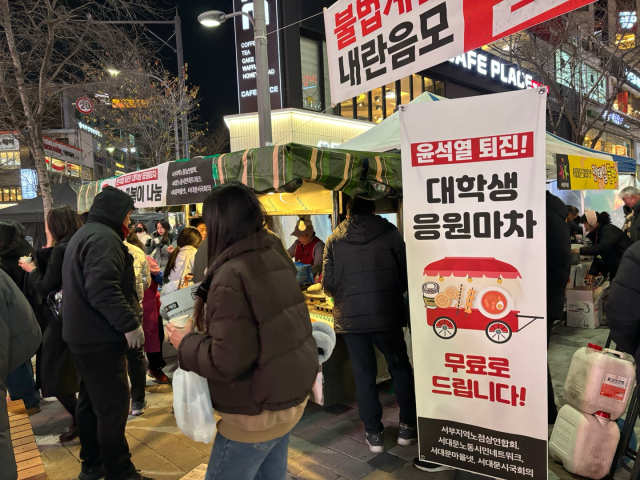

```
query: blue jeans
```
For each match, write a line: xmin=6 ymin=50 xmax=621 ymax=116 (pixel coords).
xmin=6 ymin=361 xmax=40 ymax=409
xmin=205 ymin=432 xmax=290 ymax=480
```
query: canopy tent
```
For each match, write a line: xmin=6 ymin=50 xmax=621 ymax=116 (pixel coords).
xmin=340 ymin=91 xmax=638 ymax=177
xmin=0 ymin=182 xmax=78 ymax=249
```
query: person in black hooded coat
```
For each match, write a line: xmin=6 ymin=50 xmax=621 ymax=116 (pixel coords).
xmin=62 ymin=186 xmax=148 ymax=480
xmin=323 ymin=197 xmax=415 ymax=453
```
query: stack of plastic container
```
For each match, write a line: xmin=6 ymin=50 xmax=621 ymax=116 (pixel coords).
xmin=549 ymin=343 xmax=636 ymax=479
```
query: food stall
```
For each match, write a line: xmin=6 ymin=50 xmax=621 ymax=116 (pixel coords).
xmin=77 ymin=144 xmax=403 ymax=406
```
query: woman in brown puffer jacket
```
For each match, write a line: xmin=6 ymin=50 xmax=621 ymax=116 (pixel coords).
xmin=166 ymin=183 xmax=318 ymax=480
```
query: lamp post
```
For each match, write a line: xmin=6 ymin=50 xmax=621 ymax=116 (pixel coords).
xmin=199 ymin=3 xmax=273 ymax=147
xmin=108 ymin=70 xmax=181 ymax=161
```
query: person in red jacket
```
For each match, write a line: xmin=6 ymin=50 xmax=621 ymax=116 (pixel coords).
xmin=287 ymin=216 xmax=325 ymax=268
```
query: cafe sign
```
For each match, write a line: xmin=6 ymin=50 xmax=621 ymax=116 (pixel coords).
xmin=556 ymin=154 xmax=619 ymax=190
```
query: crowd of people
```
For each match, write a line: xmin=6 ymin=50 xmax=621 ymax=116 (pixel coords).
xmin=5 ymin=181 xmax=640 ymax=480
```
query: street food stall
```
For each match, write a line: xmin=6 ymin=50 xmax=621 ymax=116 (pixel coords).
xmin=77 ymin=144 xmax=403 ymax=406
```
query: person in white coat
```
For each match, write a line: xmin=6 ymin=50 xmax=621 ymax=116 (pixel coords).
xmin=160 ymin=227 xmax=202 ymax=297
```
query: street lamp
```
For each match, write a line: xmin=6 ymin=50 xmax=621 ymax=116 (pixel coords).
xmin=199 ymin=3 xmax=273 ymax=147
xmin=107 ymin=69 xmax=181 ymax=161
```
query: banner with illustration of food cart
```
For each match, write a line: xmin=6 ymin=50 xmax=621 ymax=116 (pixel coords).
xmin=556 ymin=154 xmax=619 ymax=190
xmin=400 ymin=88 xmax=548 ymax=480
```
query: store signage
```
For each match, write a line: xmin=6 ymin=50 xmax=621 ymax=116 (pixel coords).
xmin=76 ymin=97 xmax=94 ymax=114
xmin=615 ymin=144 xmax=628 ymax=156
xmin=0 ymin=133 xmax=19 ymax=151
xmin=400 ymin=89 xmax=548 ymax=480
xmin=627 ymin=70 xmax=640 ymax=91
xmin=324 ymin=0 xmax=595 ymax=104
xmin=111 ymin=98 xmax=150 ymax=109
xmin=448 ymin=51 xmax=536 ymax=90
xmin=77 ymin=122 xmax=102 ymax=137
xmin=43 ymin=137 xmax=82 ymax=164
xmin=619 ymin=11 xmax=637 ymax=29
xmin=100 ymin=162 xmax=170 ymax=208
xmin=556 ymin=154 xmax=619 ymax=190
xmin=233 ymin=0 xmax=283 ymax=113
xmin=605 ymin=111 xmax=624 ymax=126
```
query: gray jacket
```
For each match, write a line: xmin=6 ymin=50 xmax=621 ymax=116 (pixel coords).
xmin=0 ymin=268 xmax=41 ymax=380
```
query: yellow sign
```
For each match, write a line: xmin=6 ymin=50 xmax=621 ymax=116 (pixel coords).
xmin=111 ymin=98 xmax=149 ymax=109
xmin=556 ymin=154 xmax=619 ymax=190
xmin=258 ymin=181 xmax=332 ymax=215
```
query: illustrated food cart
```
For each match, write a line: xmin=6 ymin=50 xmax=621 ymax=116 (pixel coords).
xmin=422 ymin=257 xmax=542 ymax=344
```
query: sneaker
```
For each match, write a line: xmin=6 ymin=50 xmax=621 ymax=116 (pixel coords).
xmin=59 ymin=424 xmax=78 ymax=443
xmin=130 ymin=399 xmax=148 ymax=416
xmin=365 ymin=431 xmax=385 ymax=453
xmin=76 ymin=465 xmax=105 ymax=480
xmin=147 ymin=368 xmax=169 ymax=384
xmin=397 ymin=423 xmax=418 ymax=446
xmin=413 ymin=458 xmax=455 ymax=472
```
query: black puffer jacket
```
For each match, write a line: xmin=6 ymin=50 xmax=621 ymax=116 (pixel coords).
xmin=323 ymin=214 xmax=408 ymax=333
xmin=546 ymin=192 xmax=571 ymax=291
xmin=581 ymin=222 xmax=632 ymax=280
xmin=62 ymin=187 xmax=141 ymax=346
xmin=606 ymin=241 xmax=640 ymax=383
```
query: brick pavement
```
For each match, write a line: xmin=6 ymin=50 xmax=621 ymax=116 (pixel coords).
xmin=29 ymin=324 xmax=629 ymax=480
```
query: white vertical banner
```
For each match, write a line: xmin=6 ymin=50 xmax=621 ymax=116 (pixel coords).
xmin=399 ymin=88 xmax=548 ymax=480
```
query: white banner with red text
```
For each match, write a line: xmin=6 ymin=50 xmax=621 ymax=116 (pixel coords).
xmin=100 ymin=163 xmax=169 ymax=208
xmin=399 ymin=88 xmax=548 ymax=480
xmin=325 ymin=0 xmax=594 ymax=104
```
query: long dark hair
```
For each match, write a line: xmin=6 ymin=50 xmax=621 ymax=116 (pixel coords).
xmin=136 ymin=222 xmax=149 ymax=234
xmin=154 ymin=219 xmax=172 ymax=245
xmin=0 ymin=221 xmax=26 ymax=254
xmin=47 ymin=206 xmax=82 ymax=243
xmin=193 ymin=183 xmax=265 ymax=331
xmin=165 ymin=227 xmax=202 ymax=278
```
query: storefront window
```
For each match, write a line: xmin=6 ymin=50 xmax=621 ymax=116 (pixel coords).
xmin=67 ymin=163 xmax=81 ymax=177
xmin=0 ymin=151 xmax=19 ymax=168
xmin=323 ymin=42 xmax=332 ymax=114
xmin=301 ymin=37 xmax=321 ymax=111
xmin=356 ymin=92 xmax=369 ymax=120
xmin=82 ymin=168 xmax=93 ymax=181
xmin=0 ymin=187 xmax=21 ymax=202
xmin=385 ymin=82 xmax=396 ymax=117
xmin=340 ymin=98 xmax=354 ymax=119
xmin=412 ymin=75 xmax=424 ymax=99
xmin=614 ymin=90 xmax=640 ymax=121
xmin=584 ymin=128 xmax=632 ymax=157
xmin=372 ymin=87 xmax=383 ymax=123
xmin=400 ymin=77 xmax=411 ymax=105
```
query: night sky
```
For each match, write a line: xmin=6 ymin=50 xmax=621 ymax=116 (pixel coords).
xmin=162 ymin=0 xmax=240 ymax=125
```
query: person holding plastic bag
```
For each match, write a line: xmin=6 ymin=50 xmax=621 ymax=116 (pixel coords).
xmin=166 ymin=183 xmax=318 ymax=480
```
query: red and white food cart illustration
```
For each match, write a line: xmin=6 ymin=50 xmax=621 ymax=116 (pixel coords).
xmin=422 ymin=257 xmax=543 ymax=344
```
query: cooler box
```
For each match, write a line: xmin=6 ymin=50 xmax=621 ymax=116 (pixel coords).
xmin=566 ymin=283 xmax=608 ymax=329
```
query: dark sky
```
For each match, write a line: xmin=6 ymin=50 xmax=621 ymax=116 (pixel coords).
xmin=152 ymin=0 xmax=239 ymax=125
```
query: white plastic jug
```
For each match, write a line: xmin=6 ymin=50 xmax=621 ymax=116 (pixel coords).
xmin=550 ymin=405 xmax=619 ymax=480
xmin=564 ymin=343 xmax=636 ymax=420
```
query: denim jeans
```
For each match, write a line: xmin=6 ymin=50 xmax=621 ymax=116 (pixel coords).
xmin=6 ymin=361 xmax=40 ymax=409
xmin=205 ymin=432 xmax=290 ymax=480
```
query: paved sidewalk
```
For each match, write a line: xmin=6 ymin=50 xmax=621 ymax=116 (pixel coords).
xmin=31 ymin=324 xmax=623 ymax=480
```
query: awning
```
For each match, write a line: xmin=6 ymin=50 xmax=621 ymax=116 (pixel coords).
xmin=423 ymin=257 xmax=522 ymax=279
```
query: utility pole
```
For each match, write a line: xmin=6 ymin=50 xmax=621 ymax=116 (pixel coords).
xmin=253 ymin=0 xmax=273 ymax=147
xmin=174 ymin=15 xmax=189 ymax=159
xmin=90 ymin=14 xmax=190 ymax=159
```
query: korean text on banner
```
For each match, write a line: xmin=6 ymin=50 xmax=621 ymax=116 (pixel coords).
xmin=399 ymin=89 xmax=548 ymax=480
xmin=324 ymin=0 xmax=595 ymax=104
xmin=101 ymin=163 xmax=169 ymax=208
xmin=556 ymin=154 xmax=619 ymax=190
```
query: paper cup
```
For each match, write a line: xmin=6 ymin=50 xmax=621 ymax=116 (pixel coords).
xmin=168 ymin=315 xmax=191 ymax=328
xmin=154 ymin=237 xmax=161 ymax=245
xmin=19 ymin=256 xmax=33 ymax=264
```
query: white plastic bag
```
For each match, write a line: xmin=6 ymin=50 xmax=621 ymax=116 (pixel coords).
xmin=172 ymin=367 xmax=217 ymax=443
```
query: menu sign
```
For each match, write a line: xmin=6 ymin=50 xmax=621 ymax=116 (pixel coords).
xmin=233 ymin=0 xmax=283 ymax=113
xmin=556 ymin=154 xmax=619 ymax=190
xmin=400 ymin=89 xmax=548 ymax=480
xmin=166 ymin=158 xmax=218 ymax=205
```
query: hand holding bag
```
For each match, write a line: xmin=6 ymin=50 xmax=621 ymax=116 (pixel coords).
xmin=172 ymin=367 xmax=217 ymax=443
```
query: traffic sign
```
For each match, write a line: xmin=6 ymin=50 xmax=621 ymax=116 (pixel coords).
xmin=75 ymin=97 xmax=94 ymax=114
